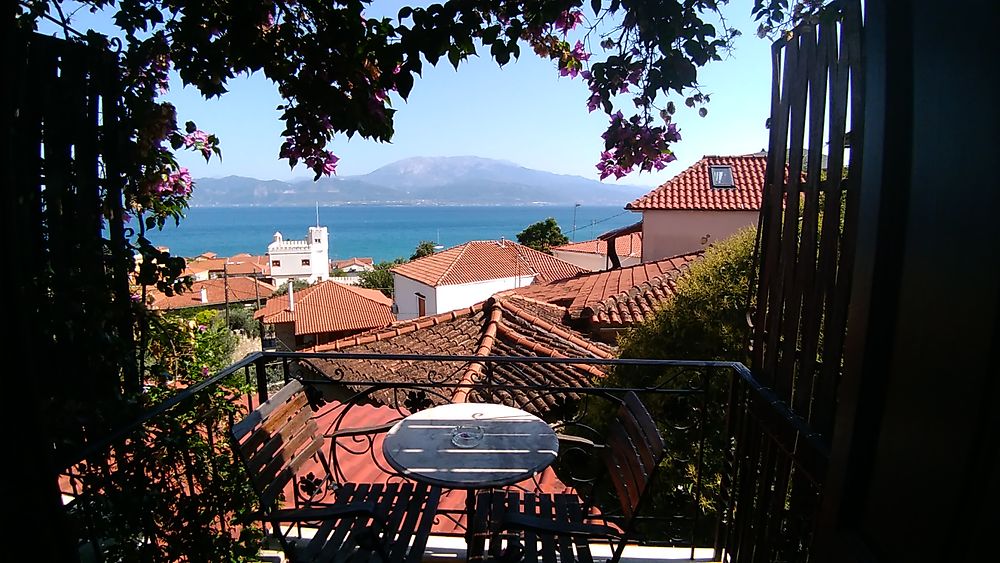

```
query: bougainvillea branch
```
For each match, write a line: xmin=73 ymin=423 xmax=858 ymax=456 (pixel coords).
xmin=17 ymin=0 xmax=745 ymax=203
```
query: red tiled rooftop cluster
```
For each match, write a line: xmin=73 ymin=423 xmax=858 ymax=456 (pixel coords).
xmin=147 ymin=277 xmax=276 ymax=310
xmin=512 ymin=252 xmax=702 ymax=325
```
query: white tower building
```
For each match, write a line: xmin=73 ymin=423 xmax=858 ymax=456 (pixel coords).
xmin=267 ymin=226 xmax=329 ymax=284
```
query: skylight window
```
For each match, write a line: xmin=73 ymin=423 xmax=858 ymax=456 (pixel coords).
xmin=709 ymin=165 xmax=735 ymax=188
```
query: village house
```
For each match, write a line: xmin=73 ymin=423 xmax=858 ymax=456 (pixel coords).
xmin=550 ymin=231 xmax=643 ymax=271
xmin=267 ymin=226 xmax=330 ymax=285
xmin=625 ymin=154 xmax=766 ymax=261
xmin=254 ymin=279 xmax=395 ymax=350
xmin=389 ymin=239 xmax=583 ymax=320
xmin=329 ymin=257 xmax=375 ymax=285
xmin=181 ymin=252 xmax=270 ymax=282
xmin=146 ymin=277 xmax=276 ymax=311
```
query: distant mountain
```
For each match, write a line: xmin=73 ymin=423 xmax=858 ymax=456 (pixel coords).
xmin=188 ymin=156 xmax=652 ymax=207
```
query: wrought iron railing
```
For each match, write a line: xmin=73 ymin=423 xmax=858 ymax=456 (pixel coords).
xmin=58 ymin=351 xmax=815 ymax=562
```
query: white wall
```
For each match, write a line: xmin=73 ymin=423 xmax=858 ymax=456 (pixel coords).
xmin=641 ymin=209 xmax=758 ymax=261
xmin=307 ymin=226 xmax=329 ymax=281
xmin=551 ymin=250 xmax=641 ymax=272
xmin=393 ymin=275 xmax=437 ymax=321
xmin=393 ymin=273 xmax=536 ymax=320
xmin=268 ymin=227 xmax=330 ymax=284
xmin=436 ymin=276 xmax=536 ymax=315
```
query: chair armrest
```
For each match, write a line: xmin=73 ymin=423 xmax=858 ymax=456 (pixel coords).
xmin=499 ymin=512 xmax=622 ymax=538
xmin=555 ymin=433 xmax=606 ymax=451
xmin=268 ymin=502 xmax=376 ymax=522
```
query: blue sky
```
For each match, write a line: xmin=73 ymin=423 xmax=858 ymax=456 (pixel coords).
xmin=41 ymin=2 xmax=774 ymax=188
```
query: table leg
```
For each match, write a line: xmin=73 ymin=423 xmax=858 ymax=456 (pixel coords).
xmin=465 ymin=488 xmax=476 ymax=547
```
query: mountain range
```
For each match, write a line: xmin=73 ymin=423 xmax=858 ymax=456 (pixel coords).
xmin=188 ymin=156 xmax=653 ymax=207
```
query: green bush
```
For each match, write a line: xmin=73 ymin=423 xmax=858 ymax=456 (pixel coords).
xmin=589 ymin=227 xmax=756 ymax=544
xmin=226 ymin=305 xmax=258 ymax=335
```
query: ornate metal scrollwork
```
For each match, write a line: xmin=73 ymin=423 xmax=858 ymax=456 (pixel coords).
xmin=328 ymin=366 xmax=346 ymax=382
xmin=403 ymin=390 xmax=433 ymax=413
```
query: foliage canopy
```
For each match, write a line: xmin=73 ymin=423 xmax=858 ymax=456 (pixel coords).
xmin=517 ymin=217 xmax=570 ymax=254
xmin=358 ymin=258 xmax=407 ymax=297
xmin=411 ymin=240 xmax=439 ymax=260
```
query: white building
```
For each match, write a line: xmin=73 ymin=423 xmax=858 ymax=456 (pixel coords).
xmin=267 ymin=226 xmax=329 ymax=284
xmin=390 ymin=240 xmax=583 ymax=320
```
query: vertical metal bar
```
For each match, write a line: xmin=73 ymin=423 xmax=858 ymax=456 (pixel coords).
xmin=689 ymin=370 xmax=709 ymax=559
xmin=244 ymin=365 xmax=253 ymax=412
xmin=714 ymin=367 xmax=740 ymax=561
xmin=255 ymin=357 xmax=269 ymax=404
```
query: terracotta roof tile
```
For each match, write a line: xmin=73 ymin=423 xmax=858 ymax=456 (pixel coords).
xmin=391 ymin=240 xmax=583 ymax=287
xmin=301 ymin=295 xmax=612 ymax=415
xmin=627 ymin=154 xmax=767 ymax=211
xmin=511 ymin=251 xmax=703 ymax=325
xmin=147 ymin=277 xmax=276 ymax=310
xmin=332 ymin=257 xmax=374 ymax=269
xmin=255 ymin=280 xmax=394 ymax=336
xmin=182 ymin=254 xmax=270 ymax=277
xmin=552 ymin=232 xmax=643 ymax=258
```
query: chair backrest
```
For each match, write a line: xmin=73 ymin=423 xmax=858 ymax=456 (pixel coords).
xmin=231 ymin=380 xmax=324 ymax=510
xmin=602 ymin=391 xmax=666 ymax=522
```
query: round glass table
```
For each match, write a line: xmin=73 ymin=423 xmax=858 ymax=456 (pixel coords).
xmin=382 ymin=402 xmax=559 ymax=545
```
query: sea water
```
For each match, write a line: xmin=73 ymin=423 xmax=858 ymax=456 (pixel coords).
xmin=137 ymin=205 xmax=638 ymax=262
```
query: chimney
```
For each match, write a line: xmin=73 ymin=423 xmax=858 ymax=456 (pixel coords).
xmin=200 ymin=288 xmax=208 ymax=303
xmin=288 ymin=280 xmax=294 ymax=311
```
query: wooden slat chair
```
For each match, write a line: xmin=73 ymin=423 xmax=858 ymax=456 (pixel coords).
xmin=231 ymin=380 xmax=442 ymax=563
xmin=468 ymin=391 xmax=666 ymax=563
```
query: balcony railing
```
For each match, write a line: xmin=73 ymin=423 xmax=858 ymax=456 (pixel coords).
xmin=59 ymin=351 xmax=808 ymax=562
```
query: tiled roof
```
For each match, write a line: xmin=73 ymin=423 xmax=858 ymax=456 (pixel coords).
xmin=301 ymin=295 xmax=613 ymax=414
xmin=552 ymin=232 xmax=643 ymax=258
xmin=182 ymin=253 xmax=269 ymax=277
xmin=627 ymin=154 xmax=767 ymax=211
xmin=510 ymin=251 xmax=703 ymax=327
xmin=332 ymin=257 xmax=374 ymax=269
xmin=255 ymin=280 xmax=394 ymax=336
xmin=391 ymin=240 xmax=583 ymax=287
xmin=147 ymin=277 xmax=277 ymax=310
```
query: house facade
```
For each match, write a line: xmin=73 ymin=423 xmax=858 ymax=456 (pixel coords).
xmin=390 ymin=240 xmax=583 ymax=320
xmin=254 ymin=280 xmax=394 ymax=350
xmin=266 ymin=226 xmax=330 ymax=284
xmin=626 ymin=154 xmax=766 ymax=262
